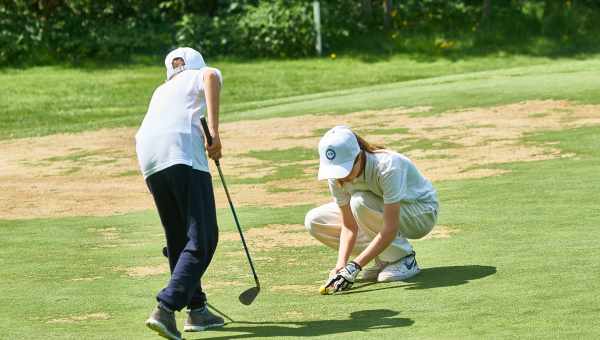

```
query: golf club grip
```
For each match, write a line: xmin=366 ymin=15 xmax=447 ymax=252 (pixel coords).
xmin=200 ymin=117 xmax=220 ymax=166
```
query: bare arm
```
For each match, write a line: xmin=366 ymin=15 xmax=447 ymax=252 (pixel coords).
xmin=333 ymin=204 xmax=359 ymax=275
xmin=203 ymin=68 xmax=222 ymax=160
xmin=352 ymin=202 xmax=400 ymax=267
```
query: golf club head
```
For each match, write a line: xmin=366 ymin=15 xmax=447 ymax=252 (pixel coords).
xmin=239 ymin=286 xmax=259 ymax=305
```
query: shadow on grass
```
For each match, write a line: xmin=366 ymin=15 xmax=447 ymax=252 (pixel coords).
xmin=346 ymin=265 xmax=497 ymax=295
xmin=195 ymin=309 xmax=413 ymax=339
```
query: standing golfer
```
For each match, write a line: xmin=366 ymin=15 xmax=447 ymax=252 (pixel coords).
xmin=305 ymin=126 xmax=439 ymax=293
xmin=135 ymin=47 xmax=224 ymax=339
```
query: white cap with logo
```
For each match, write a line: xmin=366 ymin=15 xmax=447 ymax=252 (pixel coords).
xmin=164 ymin=47 xmax=206 ymax=80
xmin=318 ymin=126 xmax=361 ymax=180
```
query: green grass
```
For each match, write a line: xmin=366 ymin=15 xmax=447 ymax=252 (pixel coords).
xmin=2 ymin=55 xmax=600 ymax=338
xmin=228 ymin=147 xmax=318 ymax=186
xmin=0 ymin=54 xmax=582 ymax=139
xmin=1 ymin=125 xmax=599 ymax=338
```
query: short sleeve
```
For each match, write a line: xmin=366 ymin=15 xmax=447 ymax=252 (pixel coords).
xmin=328 ymin=179 xmax=351 ymax=206
xmin=201 ymin=67 xmax=223 ymax=88
xmin=380 ymin=159 xmax=408 ymax=204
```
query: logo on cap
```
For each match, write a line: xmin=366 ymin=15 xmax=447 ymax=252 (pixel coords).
xmin=325 ymin=149 xmax=336 ymax=160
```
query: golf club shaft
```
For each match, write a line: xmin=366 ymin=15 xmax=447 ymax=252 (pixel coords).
xmin=215 ymin=163 xmax=260 ymax=288
xmin=201 ymin=118 xmax=260 ymax=288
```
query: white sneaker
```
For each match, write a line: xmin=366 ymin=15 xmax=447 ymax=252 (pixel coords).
xmin=360 ymin=258 xmax=387 ymax=281
xmin=377 ymin=252 xmax=420 ymax=282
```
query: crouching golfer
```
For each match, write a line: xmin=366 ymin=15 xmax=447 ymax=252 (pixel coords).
xmin=305 ymin=126 xmax=439 ymax=294
xmin=135 ymin=47 xmax=224 ymax=339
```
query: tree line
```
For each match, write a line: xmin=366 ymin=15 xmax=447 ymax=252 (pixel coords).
xmin=1 ymin=0 xmax=599 ymax=65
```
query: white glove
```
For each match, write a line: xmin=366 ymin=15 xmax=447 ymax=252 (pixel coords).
xmin=326 ymin=261 xmax=362 ymax=293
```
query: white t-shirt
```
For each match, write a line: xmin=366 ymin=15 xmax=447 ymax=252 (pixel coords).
xmin=328 ymin=151 xmax=437 ymax=206
xmin=135 ymin=67 xmax=222 ymax=179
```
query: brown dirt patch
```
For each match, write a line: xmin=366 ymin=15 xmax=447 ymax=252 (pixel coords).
xmin=284 ymin=310 xmax=306 ymax=318
xmin=94 ymin=227 xmax=120 ymax=241
xmin=69 ymin=276 xmax=103 ymax=282
xmin=220 ymin=224 xmax=320 ymax=251
xmin=118 ymin=264 xmax=169 ymax=278
xmin=417 ymin=225 xmax=458 ymax=240
xmin=2 ymin=100 xmax=599 ymax=219
xmin=47 ymin=313 xmax=110 ymax=324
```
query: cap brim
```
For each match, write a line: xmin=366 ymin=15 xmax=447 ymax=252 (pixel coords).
xmin=318 ymin=159 xmax=355 ymax=180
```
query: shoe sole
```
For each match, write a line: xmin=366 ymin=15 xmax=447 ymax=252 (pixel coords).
xmin=377 ymin=268 xmax=421 ymax=282
xmin=184 ymin=321 xmax=225 ymax=332
xmin=146 ymin=319 xmax=182 ymax=340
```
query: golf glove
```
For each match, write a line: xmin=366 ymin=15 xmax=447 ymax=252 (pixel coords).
xmin=327 ymin=261 xmax=362 ymax=293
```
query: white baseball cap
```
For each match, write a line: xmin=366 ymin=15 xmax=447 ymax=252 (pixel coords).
xmin=164 ymin=47 xmax=206 ymax=80
xmin=318 ymin=126 xmax=361 ymax=180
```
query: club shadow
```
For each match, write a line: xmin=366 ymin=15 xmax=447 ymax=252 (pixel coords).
xmin=344 ymin=265 xmax=497 ymax=295
xmin=192 ymin=309 xmax=413 ymax=339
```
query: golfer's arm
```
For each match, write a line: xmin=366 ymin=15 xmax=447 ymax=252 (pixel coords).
xmin=336 ymin=204 xmax=358 ymax=269
xmin=203 ymin=69 xmax=221 ymax=135
xmin=353 ymin=202 xmax=400 ymax=267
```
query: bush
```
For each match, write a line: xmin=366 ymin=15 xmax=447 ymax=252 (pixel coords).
xmin=175 ymin=1 xmax=315 ymax=58
xmin=0 ymin=2 xmax=44 ymax=65
xmin=4 ymin=0 xmax=600 ymax=66
xmin=237 ymin=1 xmax=314 ymax=57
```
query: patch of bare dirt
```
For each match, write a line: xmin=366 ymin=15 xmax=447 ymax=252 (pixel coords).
xmin=94 ymin=227 xmax=120 ymax=241
xmin=69 ymin=276 xmax=103 ymax=282
xmin=47 ymin=313 xmax=110 ymax=324
xmin=283 ymin=310 xmax=306 ymax=318
xmin=220 ymin=224 xmax=320 ymax=251
xmin=418 ymin=225 xmax=458 ymax=240
xmin=118 ymin=264 xmax=169 ymax=278
xmin=201 ymin=281 xmax=244 ymax=289
xmin=2 ymin=100 xmax=599 ymax=219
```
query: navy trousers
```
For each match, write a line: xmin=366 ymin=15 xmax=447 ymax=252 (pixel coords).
xmin=146 ymin=164 xmax=219 ymax=311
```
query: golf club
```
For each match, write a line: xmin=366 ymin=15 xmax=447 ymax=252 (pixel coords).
xmin=201 ymin=117 xmax=260 ymax=305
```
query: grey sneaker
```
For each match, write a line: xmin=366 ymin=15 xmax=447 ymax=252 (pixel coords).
xmin=360 ymin=257 xmax=388 ymax=281
xmin=145 ymin=305 xmax=182 ymax=340
xmin=184 ymin=307 xmax=225 ymax=332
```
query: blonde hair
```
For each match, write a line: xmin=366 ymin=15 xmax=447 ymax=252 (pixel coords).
xmin=355 ymin=134 xmax=385 ymax=153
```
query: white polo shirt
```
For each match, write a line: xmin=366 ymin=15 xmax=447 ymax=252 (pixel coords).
xmin=135 ymin=67 xmax=222 ymax=179
xmin=328 ymin=151 xmax=437 ymax=206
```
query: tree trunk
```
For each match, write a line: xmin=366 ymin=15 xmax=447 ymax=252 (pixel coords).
xmin=481 ymin=0 xmax=491 ymax=25
xmin=362 ymin=0 xmax=372 ymax=22
xmin=543 ymin=0 xmax=567 ymax=36
xmin=383 ymin=0 xmax=392 ymax=30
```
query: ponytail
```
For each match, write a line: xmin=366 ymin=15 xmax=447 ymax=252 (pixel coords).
xmin=354 ymin=134 xmax=385 ymax=153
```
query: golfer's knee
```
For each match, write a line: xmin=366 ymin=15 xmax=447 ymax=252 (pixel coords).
xmin=185 ymin=234 xmax=218 ymax=259
xmin=304 ymin=207 xmax=320 ymax=235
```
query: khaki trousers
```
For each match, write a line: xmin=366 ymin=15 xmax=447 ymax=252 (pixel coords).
xmin=304 ymin=191 xmax=438 ymax=262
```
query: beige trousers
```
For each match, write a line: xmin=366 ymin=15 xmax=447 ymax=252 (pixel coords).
xmin=304 ymin=191 xmax=438 ymax=262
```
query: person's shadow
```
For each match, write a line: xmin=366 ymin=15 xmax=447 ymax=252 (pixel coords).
xmin=194 ymin=309 xmax=413 ymax=339
xmin=346 ymin=265 xmax=497 ymax=294
xmin=196 ymin=265 xmax=495 ymax=339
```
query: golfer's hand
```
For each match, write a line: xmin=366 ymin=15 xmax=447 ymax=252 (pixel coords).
xmin=326 ymin=261 xmax=362 ymax=293
xmin=329 ymin=265 xmax=344 ymax=278
xmin=206 ymin=133 xmax=222 ymax=161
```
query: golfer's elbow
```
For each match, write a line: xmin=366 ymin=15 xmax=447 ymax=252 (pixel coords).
xmin=380 ymin=222 xmax=398 ymax=242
